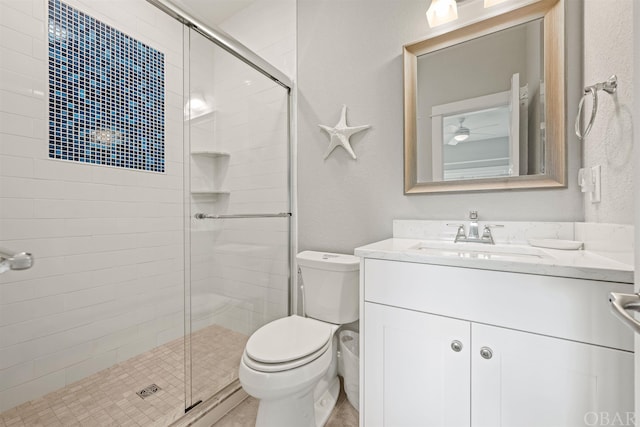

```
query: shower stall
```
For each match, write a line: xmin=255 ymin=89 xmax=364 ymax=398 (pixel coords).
xmin=176 ymin=0 xmax=294 ymax=415
xmin=0 ymin=0 xmax=293 ymax=424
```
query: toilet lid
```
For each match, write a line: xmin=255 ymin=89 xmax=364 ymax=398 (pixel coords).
xmin=245 ymin=315 xmax=333 ymax=364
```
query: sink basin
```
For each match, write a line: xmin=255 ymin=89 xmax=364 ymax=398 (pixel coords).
xmin=410 ymin=240 xmax=551 ymax=260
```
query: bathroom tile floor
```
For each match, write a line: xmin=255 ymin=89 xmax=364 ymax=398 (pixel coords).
xmin=0 ymin=324 xmax=248 ymax=427
xmin=215 ymin=378 xmax=359 ymax=427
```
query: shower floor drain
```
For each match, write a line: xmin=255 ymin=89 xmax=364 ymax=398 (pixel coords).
xmin=137 ymin=384 xmax=161 ymax=399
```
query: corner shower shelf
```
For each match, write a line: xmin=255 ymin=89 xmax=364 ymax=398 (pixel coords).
xmin=190 ymin=149 xmax=230 ymax=197
xmin=187 ymin=111 xmax=216 ymax=123
xmin=190 ymin=150 xmax=230 ymax=158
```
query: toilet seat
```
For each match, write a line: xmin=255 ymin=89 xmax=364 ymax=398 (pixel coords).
xmin=242 ymin=339 xmax=331 ymax=373
xmin=244 ymin=315 xmax=334 ymax=373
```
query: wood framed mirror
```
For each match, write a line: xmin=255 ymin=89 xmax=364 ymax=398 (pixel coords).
xmin=404 ymin=0 xmax=565 ymax=194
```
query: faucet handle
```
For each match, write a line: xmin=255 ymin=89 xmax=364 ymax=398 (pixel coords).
xmin=446 ymin=223 xmax=466 ymax=242
xmin=481 ymin=224 xmax=504 ymax=244
xmin=483 ymin=224 xmax=504 ymax=229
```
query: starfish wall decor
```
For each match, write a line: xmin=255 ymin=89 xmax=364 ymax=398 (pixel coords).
xmin=319 ymin=105 xmax=370 ymax=160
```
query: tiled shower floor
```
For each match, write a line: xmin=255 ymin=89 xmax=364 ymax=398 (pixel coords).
xmin=0 ymin=325 xmax=248 ymax=427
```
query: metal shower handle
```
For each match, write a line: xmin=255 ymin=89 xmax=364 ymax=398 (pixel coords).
xmin=0 ymin=249 xmax=34 ymax=271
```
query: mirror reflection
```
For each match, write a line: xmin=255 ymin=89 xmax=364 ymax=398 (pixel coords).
xmin=416 ymin=19 xmax=544 ymax=183
xmin=441 ymin=105 xmax=511 ymax=180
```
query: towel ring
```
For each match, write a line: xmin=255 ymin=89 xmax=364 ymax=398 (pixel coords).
xmin=575 ymin=75 xmax=617 ymax=140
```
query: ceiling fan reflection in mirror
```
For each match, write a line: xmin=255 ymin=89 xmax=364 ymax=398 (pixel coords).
xmin=450 ymin=117 xmax=469 ymax=144
xmin=445 ymin=117 xmax=500 ymax=146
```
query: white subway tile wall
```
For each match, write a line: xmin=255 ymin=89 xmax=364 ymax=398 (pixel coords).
xmin=0 ymin=0 xmax=185 ymax=412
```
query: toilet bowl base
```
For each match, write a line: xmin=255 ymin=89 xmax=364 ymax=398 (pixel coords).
xmin=253 ymin=375 xmax=340 ymax=427
xmin=313 ymin=376 xmax=340 ymax=427
xmin=254 ymin=383 xmax=314 ymax=427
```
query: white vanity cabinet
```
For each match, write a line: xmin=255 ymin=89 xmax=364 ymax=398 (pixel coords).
xmin=364 ymin=302 xmax=471 ymax=426
xmin=361 ymin=259 xmax=635 ymax=427
xmin=470 ymin=323 xmax=634 ymax=427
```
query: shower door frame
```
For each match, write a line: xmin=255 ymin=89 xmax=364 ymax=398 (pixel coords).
xmin=147 ymin=0 xmax=295 ymax=415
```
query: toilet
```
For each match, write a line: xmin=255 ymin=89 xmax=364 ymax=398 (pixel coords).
xmin=238 ymin=251 xmax=360 ymax=427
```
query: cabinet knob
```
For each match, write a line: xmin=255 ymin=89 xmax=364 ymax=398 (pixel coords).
xmin=451 ymin=340 xmax=463 ymax=352
xmin=480 ymin=347 xmax=493 ymax=359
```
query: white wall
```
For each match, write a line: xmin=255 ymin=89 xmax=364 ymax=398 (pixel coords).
xmin=0 ymin=0 xmax=185 ymax=412
xmin=582 ymin=0 xmax=634 ymax=224
xmin=297 ymin=0 xmax=584 ymax=254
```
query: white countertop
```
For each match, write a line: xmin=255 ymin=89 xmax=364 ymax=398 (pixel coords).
xmin=355 ymin=238 xmax=634 ymax=284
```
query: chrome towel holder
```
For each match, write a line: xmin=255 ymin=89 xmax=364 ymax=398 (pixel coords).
xmin=575 ymin=75 xmax=617 ymax=140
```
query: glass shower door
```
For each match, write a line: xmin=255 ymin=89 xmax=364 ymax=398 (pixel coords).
xmin=184 ymin=27 xmax=291 ymax=410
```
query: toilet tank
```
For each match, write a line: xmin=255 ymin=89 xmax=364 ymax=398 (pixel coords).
xmin=297 ymin=251 xmax=360 ymax=324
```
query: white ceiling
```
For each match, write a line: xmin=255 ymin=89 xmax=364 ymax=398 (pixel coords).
xmin=170 ymin=0 xmax=258 ymax=26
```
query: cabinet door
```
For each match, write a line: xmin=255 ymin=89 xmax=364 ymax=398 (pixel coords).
xmin=364 ymin=302 xmax=471 ymax=427
xmin=472 ymin=324 xmax=635 ymax=427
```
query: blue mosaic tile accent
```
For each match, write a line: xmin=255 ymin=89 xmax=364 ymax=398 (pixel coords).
xmin=48 ymin=0 xmax=165 ymax=172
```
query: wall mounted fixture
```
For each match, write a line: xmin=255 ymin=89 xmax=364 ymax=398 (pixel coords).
xmin=426 ymin=0 xmax=458 ymax=27
xmin=0 ymin=248 xmax=34 ymax=273
xmin=575 ymin=75 xmax=618 ymax=140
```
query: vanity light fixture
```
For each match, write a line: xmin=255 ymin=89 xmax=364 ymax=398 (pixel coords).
xmin=484 ymin=0 xmax=509 ymax=7
xmin=426 ymin=0 xmax=458 ymax=27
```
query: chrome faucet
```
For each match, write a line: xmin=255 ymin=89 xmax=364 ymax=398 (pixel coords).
xmin=447 ymin=211 xmax=503 ymax=244
xmin=467 ymin=211 xmax=480 ymax=240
